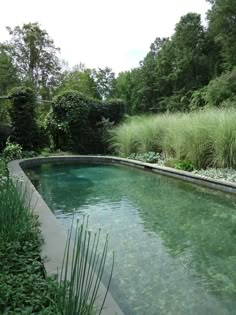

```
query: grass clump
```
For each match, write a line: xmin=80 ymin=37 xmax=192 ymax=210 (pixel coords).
xmin=110 ymin=108 xmax=236 ymax=169
xmin=58 ymin=218 xmax=114 ymax=315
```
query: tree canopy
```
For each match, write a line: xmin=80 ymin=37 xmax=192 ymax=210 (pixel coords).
xmin=2 ymin=22 xmax=61 ymax=99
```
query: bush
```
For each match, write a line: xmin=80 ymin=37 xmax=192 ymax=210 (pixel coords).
xmin=47 ymin=90 xmax=126 ymax=153
xmin=2 ymin=138 xmax=23 ymax=162
xmin=190 ymin=87 xmax=207 ymax=110
xmin=174 ymin=159 xmax=194 ymax=171
xmin=0 ymin=124 xmax=11 ymax=152
xmin=206 ymin=68 xmax=236 ymax=107
xmin=128 ymin=152 xmax=162 ymax=163
xmin=10 ymin=86 xmax=40 ymax=150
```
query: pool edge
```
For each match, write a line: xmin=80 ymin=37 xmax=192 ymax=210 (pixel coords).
xmin=7 ymin=155 xmax=236 ymax=315
xmin=8 ymin=156 xmax=125 ymax=315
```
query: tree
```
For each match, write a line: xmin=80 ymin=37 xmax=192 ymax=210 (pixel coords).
xmin=55 ymin=65 xmax=100 ymax=99
xmin=171 ymin=13 xmax=209 ymax=92
xmin=114 ymin=68 xmax=144 ymax=114
xmin=207 ymin=0 xmax=236 ymax=68
xmin=0 ymin=49 xmax=19 ymax=128
xmin=10 ymin=87 xmax=39 ymax=150
xmin=93 ymin=67 xmax=115 ymax=100
xmin=0 ymin=49 xmax=19 ymax=95
xmin=4 ymin=22 xmax=61 ymax=99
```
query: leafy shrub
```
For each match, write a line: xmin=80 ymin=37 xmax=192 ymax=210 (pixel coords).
xmin=193 ymin=168 xmax=236 ymax=183
xmin=2 ymin=138 xmax=22 ymax=162
xmin=22 ymin=150 xmax=38 ymax=158
xmin=174 ymin=159 xmax=194 ymax=171
xmin=0 ymin=124 xmax=11 ymax=152
xmin=0 ymin=159 xmax=7 ymax=176
xmin=206 ymin=68 xmax=236 ymax=107
xmin=128 ymin=152 xmax=162 ymax=163
xmin=190 ymin=87 xmax=207 ymax=110
xmin=47 ymin=90 xmax=125 ymax=153
xmin=10 ymin=86 xmax=40 ymax=150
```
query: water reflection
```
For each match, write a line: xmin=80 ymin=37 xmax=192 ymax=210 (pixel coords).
xmin=26 ymin=163 xmax=236 ymax=315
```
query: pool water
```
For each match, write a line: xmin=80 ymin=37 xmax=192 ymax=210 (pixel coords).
xmin=26 ymin=163 xmax=236 ymax=315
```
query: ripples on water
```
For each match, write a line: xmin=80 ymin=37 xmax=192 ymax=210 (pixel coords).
xmin=26 ymin=163 xmax=236 ymax=315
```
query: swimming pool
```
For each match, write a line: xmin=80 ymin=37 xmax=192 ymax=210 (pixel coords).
xmin=26 ymin=162 xmax=236 ymax=315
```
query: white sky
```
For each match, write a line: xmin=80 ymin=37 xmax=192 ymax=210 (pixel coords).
xmin=0 ymin=0 xmax=211 ymax=74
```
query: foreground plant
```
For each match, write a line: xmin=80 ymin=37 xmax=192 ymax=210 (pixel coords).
xmin=58 ymin=217 xmax=114 ymax=315
xmin=0 ymin=158 xmax=114 ymax=314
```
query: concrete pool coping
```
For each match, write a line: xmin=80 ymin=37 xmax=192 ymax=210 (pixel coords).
xmin=8 ymin=155 xmax=236 ymax=314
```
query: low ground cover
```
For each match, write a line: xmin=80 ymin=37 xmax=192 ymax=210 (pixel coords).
xmin=0 ymin=160 xmax=58 ymax=314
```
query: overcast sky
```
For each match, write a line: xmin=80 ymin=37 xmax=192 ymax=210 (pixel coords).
xmin=0 ymin=0 xmax=211 ymax=74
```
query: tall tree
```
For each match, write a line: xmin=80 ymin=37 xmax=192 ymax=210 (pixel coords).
xmin=207 ymin=0 xmax=236 ymax=68
xmin=138 ymin=37 xmax=168 ymax=112
xmin=114 ymin=68 xmax=142 ymax=114
xmin=55 ymin=65 xmax=100 ymax=99
xmin=0 ymin=49 xmax=19 ymax=125
xmin=3 ymin=22 xmax=61 ymax=99
xmin=93 ymin=67 xmax=115 ymax=100
xmin=170 ymin=13 xmax=209 ymax=92
xmin=0 ymin=49 xmax=19 ymax=95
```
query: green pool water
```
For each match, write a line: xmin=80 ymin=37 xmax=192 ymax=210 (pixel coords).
xmin=26 ymin=162 xmax=236 ymax=315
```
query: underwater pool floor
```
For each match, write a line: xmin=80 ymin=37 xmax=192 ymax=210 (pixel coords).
xmin=26 ymin=163 xmax=236 ymax=315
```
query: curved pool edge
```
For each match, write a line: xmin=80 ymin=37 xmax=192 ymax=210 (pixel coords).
xmin=8 ymin=156 xmax=125 ymax=315
xmin=12 ymin=155 xmax=236 ymax=193
xmin=7 ymin=155 xmax=236 ymax=315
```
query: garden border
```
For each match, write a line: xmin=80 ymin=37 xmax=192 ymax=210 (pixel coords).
xmin=8 ymin=155 xmax=236 ymax=314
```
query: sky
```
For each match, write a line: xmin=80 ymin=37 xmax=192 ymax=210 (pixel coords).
xmin=0 ymin=0 xmax=211 ymax=74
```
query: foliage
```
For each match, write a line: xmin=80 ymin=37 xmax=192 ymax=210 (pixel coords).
xmin=0 ymin=175 xmax=59 ymax=314
xmin=0 ymin=49 xmax=19 ymax=129
xmin=110 ymin=109 xmax=236 ymax=169
xmin=193 ymin=168 xmax=236 ymax=183
xmin=128 ymin=152 xmax=162 ymax=164
xmin=113 ymin=68 xmax=142 ymax=114
xmin=113 ymin=3 xmax=236 ymax=114
xmin=55 ymin=65 xmax=100 ymax=99
xmin=0 ymin=49 xmax=19 ymax=95
xmin=207 ymin=0 xmax=236 ymax=68
xmin=189 ymin=87 xmax=208 ymax=110
xmin=0 ymin=159 xmax=7 ymax=176
xmin=2 ymin=138 xmax=23 ymax=162
xmin=48 ymin=90 xmax=125 ymax=153
xmin=0 ymin=163 xmax=112 ymax=314
xmin=57 ymin=218 xmax=114 ymax=315
xmin=174 ymin=159 xmax=194 ymax=172
xmin=92 ymin=67 xmax=115 ymax=100
xmin=0 ymin=124 xmax=11 ymax=152
xmin=114 ymin=13 xmax=214 ymax=113
xmin=10 ymin=86 xmax=40 ymax=150
xmin=3 ymin=22 xmax=61 ymax=99
xmin=205 ymin=68 xmax=236 ymax=107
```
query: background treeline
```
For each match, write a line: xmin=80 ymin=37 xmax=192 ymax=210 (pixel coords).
xmin=114 ymin=0 xmax=236 ymax=113
xmin=0 ymin=0 xmax=236 ymax=155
